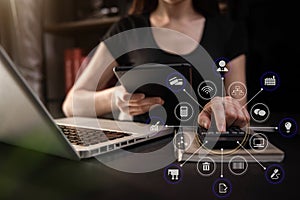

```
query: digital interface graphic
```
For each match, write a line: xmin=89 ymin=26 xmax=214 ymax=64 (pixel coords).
xmin=70 ymin=27 xmax=298 ymax=198
xmin=160 ymin=63 xmax=296 ymax=198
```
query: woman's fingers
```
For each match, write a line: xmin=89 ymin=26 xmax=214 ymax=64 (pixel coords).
xmin=198 ymin=110 xmax=211 ymax=129
xmin=223 ymin=97 xmax=242 ymax=127
xmin=198 ymin=96 xmax=250 ymax=131
xmin=210 ymin=97 xmax=226 ymax=132
xmin=241 ymin=106 xmax=251 ymax=124
xmin=113 ymin=86 xmax=164 ymax=116
xmin=128 ymin=97 xmax=164 ymax=115
xmin=198 ymin=97 xmax=226 ymax=131
xmin=128 ymin=105 xmax=152 ymax=116
xmin=129 ymin=97 xmax=164 ymax=107
xmin=116 ymin=92 xmax=164 ymax=116
xmin=224 ymin=97 xmax=250 ymax=127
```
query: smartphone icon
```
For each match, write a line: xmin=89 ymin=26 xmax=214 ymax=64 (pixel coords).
xmin=180 ymin=106 xmax=188 ymax=118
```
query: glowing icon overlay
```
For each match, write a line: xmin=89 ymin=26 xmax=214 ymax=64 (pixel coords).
xmin=278 ymin=117 xmax=298 ymax=138
xmin=249 ymin=133 xmax=268 ymax=152
xmin=197 ymin=157 xmax=216 ymax=177
xmin=265 ymin=164 xmax=285 ymax=184
xmin=198 ymin=80 xmax=217 ymax=100
xmin=164 ymin=164 xmax=183 ymax=184
xmin=228 ymin=156 xmax=248 ymax=176
xmin=228 ymin=81 xmax=247 ymax=101
xmin=260 ymin=71 xmax=280 ymax=92
xmin=174 ymin=102 xmax=194 ymax=122
xmin=250 ymin=103 xmax=270 ymax=123
xmin=166 ymin=72 xmax=186 ymax=93
xmin=212 ymin=178 xmax=232 ymax=198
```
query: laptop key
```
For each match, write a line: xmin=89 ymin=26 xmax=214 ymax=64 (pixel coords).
xmin=58 ymin=125 xmax=131 ymax=146
xmin=197 ymin=126 xmax=248 ymax=149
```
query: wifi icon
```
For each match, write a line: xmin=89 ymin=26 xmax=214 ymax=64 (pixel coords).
xmin=198 ymin=80 xmax=217 ymax=100
xmin=201 ymin=86 xmax=214 ymax=94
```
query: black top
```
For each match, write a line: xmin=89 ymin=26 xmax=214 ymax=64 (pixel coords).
xmin=103 ymin=14 xmax=247 ymax=63
xmin=102 ymin=14 xmax=248 ymax=125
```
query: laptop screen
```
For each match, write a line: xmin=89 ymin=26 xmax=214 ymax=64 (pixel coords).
xmin=0 ymin=46 xmax=79 ymax=160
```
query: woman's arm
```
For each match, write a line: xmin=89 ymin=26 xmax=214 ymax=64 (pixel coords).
xmin=62 ymin=42 xmax=118 ymax=117
xmin=62 ymin=42 xmax=164 ymax=118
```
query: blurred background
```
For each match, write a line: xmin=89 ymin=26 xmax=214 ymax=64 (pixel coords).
xmin=0 ymin=0 xmax=298 ymax=118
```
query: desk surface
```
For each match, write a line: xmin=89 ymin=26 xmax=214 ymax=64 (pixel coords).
xmin=0 ymin=114 xmax=299 ymax=200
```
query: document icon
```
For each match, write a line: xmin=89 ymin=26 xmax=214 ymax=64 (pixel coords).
xmin=219 ymin=183 xmax=228 ymax=194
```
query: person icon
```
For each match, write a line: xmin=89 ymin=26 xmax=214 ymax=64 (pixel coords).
xmin=217 ymin=59 xmax=229 ymax=73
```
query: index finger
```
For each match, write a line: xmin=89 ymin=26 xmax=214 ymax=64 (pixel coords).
xmin=211 ymin=99 xmax=226 ymax=132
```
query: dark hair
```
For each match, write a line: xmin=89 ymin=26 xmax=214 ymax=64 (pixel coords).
xmin=128 ymin=0 xmax=219 ymax=17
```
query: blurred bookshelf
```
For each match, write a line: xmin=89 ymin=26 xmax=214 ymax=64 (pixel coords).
xmin=43 ymin=0 xmax=130 ymax=118
xmin=44 ymin=16 xmax=120 ymax=36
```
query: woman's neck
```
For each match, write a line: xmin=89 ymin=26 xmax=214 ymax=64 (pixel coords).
xmin=153 ymin=0 xmax=199 ymax=22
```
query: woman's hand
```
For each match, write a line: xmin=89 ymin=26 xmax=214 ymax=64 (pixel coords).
xmin=198 ymin=96 xmax=250 ymax=132
xmin=114 ymin=86 xmax=164 ymax=116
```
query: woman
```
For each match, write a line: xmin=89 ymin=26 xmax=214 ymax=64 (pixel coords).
xmin=63 ymin=0 xmax=250 ymax=131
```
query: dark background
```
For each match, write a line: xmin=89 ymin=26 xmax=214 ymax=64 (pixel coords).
xmin=230 ymin=0 xmax=299 ymax=113
xmin=41 ymin=0 xmax=299 ymax=117
xmin=107 ymin=0 xmax=300 ymax=114
xmin=1 ymin=1 xmax=299 ymax=199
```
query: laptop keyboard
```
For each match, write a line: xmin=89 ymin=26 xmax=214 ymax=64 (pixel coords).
xmin=198 ymin=126 xmax=246 ymax=138
xmin=58 ymin=125 xmax=131 ymax=146
xmin=197 ymin=126 xmax=249 ymax=149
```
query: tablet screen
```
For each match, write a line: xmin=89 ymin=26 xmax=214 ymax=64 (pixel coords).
xmin=113 ymin=63 xmax=192 ymax=96
xmin=113 ymin=63 xmax=196 ymax=126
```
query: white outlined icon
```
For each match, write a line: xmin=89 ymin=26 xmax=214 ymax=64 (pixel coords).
xmin=169 ymin=76 xmax=183 ymax=86
xmin=164 ymin=164 xmax=183 ymax=184
xmin=284 ymin=122 xmax=292 ymax=133
xmin=197 ymin=157 xmax=216 ymax=177
xmin=174 ymin=102 xmax=194 ymax=122
xmin=250 ymin=103 xmax=270 ymax=123
xmin=260 ymin=71 xmax=280 ymax=92
xmin=278 ymin=117 xmax=298 ymax=138
xmin=215 ymin=58 xmax=229 ymax=75
xmin=173 ymin=131 xmax=192 ymax=150
xmin=270 ymin=168 xmax=280 ymax=180
xmin=202 ymin=162 xmax=211 ymax=171
xmin=265 ymin=164 xmax=285 ymax=184
xmin=253 ymin=138 xmax=265 ymax=148
xmin=228 ymin=156 xmax=248 ymax=176
xmin=228 ymin=81 xmax=247 ymax=101
xmin=217 ymin=60 xmax=229 ymax=73
xmin=168 ymin=169 xmax=179 ymax=180
xmin=213 ymin=178 xmax=232 ymax=198
xmin=249 ymin=133 xmax=268 ymax=152
xmin=198 ymin=80 xmax=217 ymax=100
xmin=264 ymin=76 xmax=276 ymax=86
xmin=180 ymin=106 xmax=188 ymax=118
xmin=166 ymin=72 xmax=186 ymax=93
xmin=150 ymin=121 xmax=160 ymax=132
xmin=219 ymin=183 xmax=228 ymax=194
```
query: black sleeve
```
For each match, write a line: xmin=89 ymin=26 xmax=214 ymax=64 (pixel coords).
xmin=101 ymin=17 xmax=132 ymax=65
xmin=225 ymin=19 xmax=248 ymax=60
xmin=101 ymin=15 xmax=149 ymax=65
xmin=102 ymin=17 xmax=130 ymax=41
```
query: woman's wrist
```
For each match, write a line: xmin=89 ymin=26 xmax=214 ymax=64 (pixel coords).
xmin=95 ymin=87 xmax=117 ymax=116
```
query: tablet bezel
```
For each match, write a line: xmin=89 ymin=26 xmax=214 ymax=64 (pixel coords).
xmin=113 ymin=63 xmax=192 ymax=96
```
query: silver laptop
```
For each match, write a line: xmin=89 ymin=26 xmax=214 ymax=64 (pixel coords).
xmin=0 ymin=46 xmax=173 ymax=160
